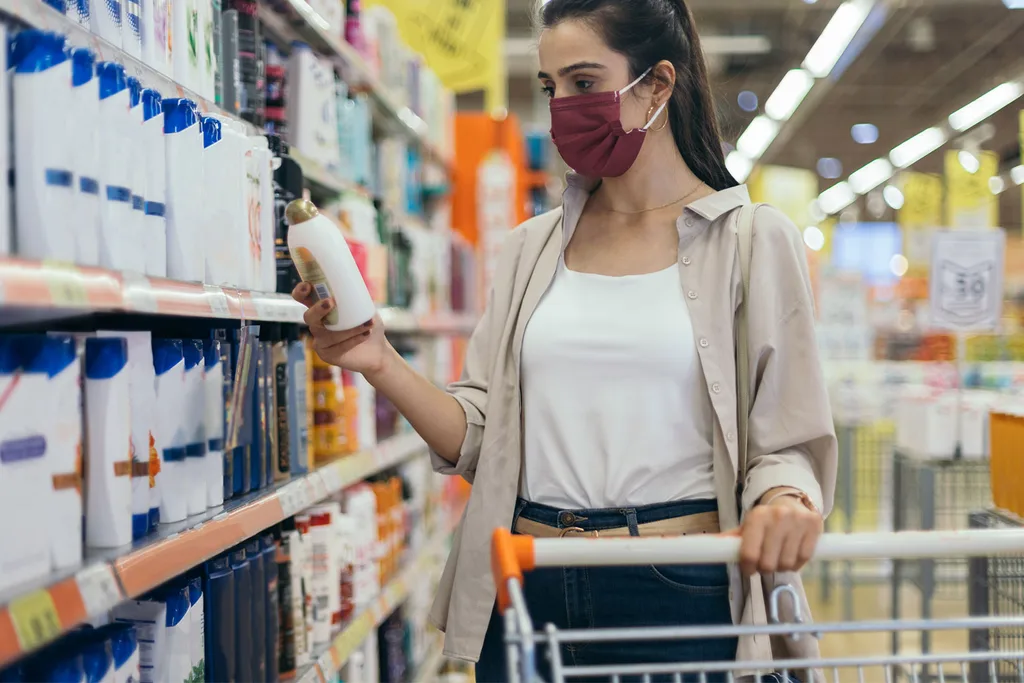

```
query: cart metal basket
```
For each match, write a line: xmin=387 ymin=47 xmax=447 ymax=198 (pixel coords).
xmin=491 ymin=528 xmax=1024 ymax=683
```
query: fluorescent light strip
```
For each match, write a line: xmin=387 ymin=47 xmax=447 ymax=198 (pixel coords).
xmin=802 ymin=0 xmax=874 ymax=78
xmin=765 ymin=69 xmax=815 ymax=121
xmin=889 ymin=127 xmax=948 ymax=169
xmin=726 ymin=151 xmax=754 ymax=183
xmin=948 ymin=81 xmax=1024 ymax=132
xmin=849 ymin=158 xmax=894 ymax=194
xmin=1012 ymin=165 xmax=1024 ymax=185
xmin=818 ymin=182 xmax=857 ymax=215
xmin=736 ymin=116 xmax=779 ymax=159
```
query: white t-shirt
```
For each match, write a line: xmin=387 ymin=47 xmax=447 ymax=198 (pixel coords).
xmin=520 ymin=258 xmax=716 ymax=509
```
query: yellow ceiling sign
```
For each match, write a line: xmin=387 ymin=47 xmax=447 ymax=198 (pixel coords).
xmin=945 ymin=150 xmax=999 ymax=228
xmin=363 ymin=0 xmax=507 ymax=111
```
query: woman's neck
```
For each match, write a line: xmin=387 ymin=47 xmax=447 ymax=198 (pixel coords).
xmin=595 ymin=133 xmax=706 ymax=213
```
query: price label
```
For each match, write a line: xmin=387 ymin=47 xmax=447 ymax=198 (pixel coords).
xmin=251 ymin=297 xmax=272 ymax=321
xmin=43 ymin=263 xmax=89 ymax=308
xmin=9 ymin=590 xmax=62 ymax=652
xmin=320 ymin=464 xmax=343 ymax=494
xmin=316 ymin=651 xmax=336 ymax=677
xmin=123 ymin=273 xmax=158 ymax=313
xmin=309 ymin=473 xmax=328 ymax=503
xmin=75 ymin=564 xmax=122 ymax=616
xmin=279 ymin=481 xmax=310 ymax=517
xmin=204 ymin=285 xmax=231 ymax=317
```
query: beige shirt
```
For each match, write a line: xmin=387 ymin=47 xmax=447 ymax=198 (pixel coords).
xmin=428 ymin=175 xmax=838 ymax=665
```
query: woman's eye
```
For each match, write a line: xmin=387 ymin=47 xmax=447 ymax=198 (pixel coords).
xmin=575 ymin=80 xmax=594 ymax=92
xmin=540 ymin=85 xmax=555 ymax=98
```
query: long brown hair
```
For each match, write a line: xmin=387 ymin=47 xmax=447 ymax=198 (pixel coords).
xmin=540 ymin=0 xmax=738 ymax=190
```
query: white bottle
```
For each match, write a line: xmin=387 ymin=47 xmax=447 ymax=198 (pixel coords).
xmin=285 ymin=45 xmax=340 ymax=170
xmin=153 ymin=339 xmax=187 ymax=524
xmin=202 ymin=117 xmax=229 ymax=286
xmin=141 ymin=0 xmax=171 ymax=76
xmin=11 ymin=30 xmax=75 ymax=263
xmin=70 ymin=48 xmax=101 ymax=267
xmin=286 ymin=199 xmax=376 ymax=330
xmin=127 ymin=77 xmax=146 ymax=274
xmin=0 ymin=24 xmax=9 ymax=257
xmin=19 ymin=335 xmax=83 ymax=570
xmin=67 ymin=0 xmax=89 ymax=26
xmin=209 ymin=114 xmax=248 ymax=288
xmin=249 ymin=136 xmax=276 ymax=292
xmin=97 ymin=62 xmax=134 ymax=272
xmin=123 ymin=0 xmax=142 ymax=60
xmin=112 ymin=600 xmax=169 ymax=683
xmin=163 ymin=98 xmax=204 ymax=282
xmin=91 ymin=0 xmax=123 ymax=47
xmin=84 ymin=336 xmax=133 ymax=549
xmin=172 ymin=0 xmax=199 ymax=91
xmin=182 ymin=340 xmax=206 ymax=516
xmin=203 ymin=340 xmax=224 ymax=508
xmin=141 ymin=89 xmax=167 ymax=277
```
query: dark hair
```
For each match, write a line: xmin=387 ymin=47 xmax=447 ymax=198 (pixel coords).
xmin=540 ymin=0 xmax=738 ymax=191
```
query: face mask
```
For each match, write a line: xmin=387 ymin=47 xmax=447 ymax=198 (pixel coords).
xmin=549 ymin=67 xmax=668 ymax=178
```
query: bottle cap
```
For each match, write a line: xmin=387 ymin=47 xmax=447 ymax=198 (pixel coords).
xmin=187 ymin=576 xmax=202 ymax=606
xmin=162 ymin=97 xmax=198 ymax=134
xmin=285 ymin=198 xmax=319 ymax=225
xmin=18 ymin=334 xmax=77 ymax=377
xmin=152 ymin=338 xmax=184 ymax=375
xmin=84 ymin=337 xmax=127 ymax=379
xmin=97 ymin=61 xmax=127 ymax=100
xmin=182 ymin=339 xmax=203 ymax=370
xmin=142 ymin=88 xmax=162 ymax=121
xmin=101 ymin=623 xmax=137 ymax=669
xmin=203 ymin=339 xmax=221 ymax=368
xmin=202 ymin=116 xmax=222 ymax=148
xmin=10 ymin=29 xmax=67 ymax=73
xmin=126 ymin=76 xmax=141 ymax=107
xmin=70 ymin=47 xmax=95 ymax=86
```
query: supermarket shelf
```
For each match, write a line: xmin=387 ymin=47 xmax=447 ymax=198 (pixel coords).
xmin=0 ymin=257 xmax=305 ymax=322
xmin=0 ymin=432 xmax=428 ymax=669
xmin=257 ymin=0 xmax=452 ymax=170
xmin=381 ymin=307 xmax=479 ymax=337
xmin=0 ymin=0 xmax=258 ymax=134
xmin=288 ymin=148 xmax=375 ymax=202
xmin=303 ymin=515 xmax=458 ymax=683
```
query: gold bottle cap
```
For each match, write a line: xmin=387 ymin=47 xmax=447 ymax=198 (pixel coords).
xmin=285 ymin=199 xmax=320 ymax=226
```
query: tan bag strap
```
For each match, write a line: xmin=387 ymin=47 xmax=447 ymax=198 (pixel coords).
xmin=735 ymin=203 xmax=759 ymax=509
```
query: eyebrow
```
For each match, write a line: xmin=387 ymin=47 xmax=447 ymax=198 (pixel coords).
xmin=537 ymin=62 xmax=607 ymax=80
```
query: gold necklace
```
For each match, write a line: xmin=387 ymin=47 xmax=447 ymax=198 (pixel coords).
xmin=599 ymin=181 xmax=706 ymax=215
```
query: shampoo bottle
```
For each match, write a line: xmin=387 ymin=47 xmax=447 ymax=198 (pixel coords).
xmin=203 ymin=555 xmax=235 ymax=683
xmin=70 ymin=47 xmax=101 ymax=267
xmin=171 ymin=0 xmax=199 ymax=91
xmin=250 ymin=339 xmax=266 ymax=492
xmin=141 ymin=88 xmax=167 ymax=277
xmin=230 ymin=547 xmax=254 ymax=683
xmin=187 ymin=577 xmax=205 ymax=681
xmin=250 ymin=135 xmax=276 ymax=291
xmin=246 ymin=537 xmax=267 ymax=682
xmin=127 ymin=77 xmax=146 ymax=273
xmin=11 ymin=30 xmax=75 ymax=263
xmin=203 ymin=339 xmax=225 ymax=508
xmin=163 ymin=98 xmax=204 ymax=282
xmin=286 ymin=199 xmax=376 ymax=331
xmin=97 ymin=62 xmax=134 ymax=271
xmin=261 ymin=533 xmax=280 ymax=683
xmin=90 ymin=0 xmax=123 ymax=46
xmin=153 ymin=339 xmax=187 ymax=524
xmin=123 ymin=0 xmax=142 ymax=60
xmin=104 ymin=622 xmax=140 ymax=683
xmin=84 ymin=337 xmax=133 ymax=549
xmin=201 ymin=116 xmax=233 ymax=286
xmin=287 ymin=330 xmax=309 ymax=475
xmin=112 ymin=599 xmax=168 ymax=682
xmin=183 ymin=340 xmax=207 ymax=516
xmin=162 ymin=584 xmax=193 ymax=683
xmin=66 ymin=0 xmax=89 ymax=26
xmin=140 ymin=0 xmax=171 ymax=76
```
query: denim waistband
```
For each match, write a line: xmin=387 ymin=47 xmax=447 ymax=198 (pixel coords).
xmin=514 ymin=498 xmax=718 ymax=533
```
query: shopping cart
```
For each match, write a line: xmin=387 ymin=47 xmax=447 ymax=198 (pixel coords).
xmin=491 ymin=528 xmax=1024 ymax=683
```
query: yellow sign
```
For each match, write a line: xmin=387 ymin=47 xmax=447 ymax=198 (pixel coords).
xmin=364 ymin=0 xmax=507 ymax=112
xmin=747 ymin=165 xmax=819 ymax=227
xmin=899 ymin=171 xmax=943 ymax=273
xmin=9 ymin=590 xmax=61 ymax=651
xmin=945 ymin=149 xmax=999 ymax=228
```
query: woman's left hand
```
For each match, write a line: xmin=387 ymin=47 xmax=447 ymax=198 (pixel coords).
xmin=738 ymin=493 xmax=823 ymax=576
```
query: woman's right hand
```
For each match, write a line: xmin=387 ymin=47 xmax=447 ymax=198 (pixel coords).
xmin=292 ymin=282 xmax=391 ymax=377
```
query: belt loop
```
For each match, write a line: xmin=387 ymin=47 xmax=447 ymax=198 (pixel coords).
xmin=622 ymin=509 xmax=640 ymax=537
xmin=511 ymin=498 xmax=529 ymax=531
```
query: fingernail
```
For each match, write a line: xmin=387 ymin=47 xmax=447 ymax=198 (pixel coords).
xmin=363 ymin=321 xmax=372 ymax=328
xmin=362 ymin=331 xmax=370 ymax=337
xmin=321 ymin=300 xmax=333 ymax=310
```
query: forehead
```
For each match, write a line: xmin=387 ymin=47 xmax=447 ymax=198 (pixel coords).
xmin=537 ymin=19 xmax=621 ymax=73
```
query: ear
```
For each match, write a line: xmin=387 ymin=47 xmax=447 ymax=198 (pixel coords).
xmin=651 ymin=60 xmax=676 ymax=107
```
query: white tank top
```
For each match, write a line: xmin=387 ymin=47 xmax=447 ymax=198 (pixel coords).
xmin=520 ymin=258 xmax=716 ymax=509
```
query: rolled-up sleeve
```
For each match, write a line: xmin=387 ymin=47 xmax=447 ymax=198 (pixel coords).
xmin=741 ymin=206 xmax=837 ymax=516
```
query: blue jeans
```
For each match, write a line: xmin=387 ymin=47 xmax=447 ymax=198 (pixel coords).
xmin=478 ymin=498 xmax=745 ymax=683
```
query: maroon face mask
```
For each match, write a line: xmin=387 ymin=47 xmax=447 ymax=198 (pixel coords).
xmin=549 ymin=67 xmax=667 ymax=178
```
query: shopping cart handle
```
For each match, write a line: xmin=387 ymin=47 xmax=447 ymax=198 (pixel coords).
xmin=491 ymin=528 xmax=1024 ymax=600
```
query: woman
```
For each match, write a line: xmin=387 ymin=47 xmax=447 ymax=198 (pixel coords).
xmin=292 ymin=0 xmax=837 ymax=679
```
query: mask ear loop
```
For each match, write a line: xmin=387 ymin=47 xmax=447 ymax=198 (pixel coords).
xmin=617 ymin=66 xmax=653 ymax=96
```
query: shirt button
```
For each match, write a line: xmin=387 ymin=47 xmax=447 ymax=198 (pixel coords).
xmin=685 ymin=218 xmax=695 ymax=227
xmin=687 ymin=291 xmax=698 ymax=300
xmin=681 ymin=256 xmax=692 ymax=266
xmin=699 ymin=338 xmax=709 ymax=348
xmin=712 ymin=382 xmax=721 ymax=393
xmin=727 ymin=431 xmax=736 ymax=441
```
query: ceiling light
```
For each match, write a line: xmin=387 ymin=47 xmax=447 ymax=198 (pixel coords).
xmin=1003 ymin=0 xmax=1024 ymax=7
xmin=809 ymin=200 xmax=827 ymax=222
xmin=1011 ymin=165 xmax=1024 ymax=185
xmin=990 ymin=176 xmax=1007 ymax=194
xmin=802 ymin=0 xmax=874 ymax=78
xmin=889 ymin=127 xmax=947 ymax=168
xmin=817 ymin=157 xmax=843 ymax=179
xmin=803 ymin=226 xmax=826 ymax=251
xmin=948 ymin=82 xmax=1024 ymax=132
xmin=818 ymin=182 xmax=857 ymax=215
xmin=726 ymin=151 xmax=754 ymax=183
xmin=849 ymin=158 xmax=894 ymax=194
xmin=883 ymin=184 xmax=905 ymax=210
xmin=736 ymin=116 xmax=779 ymax=159
xmin=851 ymin=123 xmax=879 ymax=144
xmin=958 ymin=150 xmax=980 ymax=174
xmin=890 ymin=254 xmax=909 ymax=277
xmin=765 ymin=69 xmax=815 ymax=121
xmin=737 ymin=91 xmax=759 ymax=113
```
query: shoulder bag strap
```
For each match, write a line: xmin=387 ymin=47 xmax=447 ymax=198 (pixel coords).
xmin=735 ymin=203 xmax=757 ymax=510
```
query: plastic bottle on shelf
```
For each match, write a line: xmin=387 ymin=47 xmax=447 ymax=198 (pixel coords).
xmin=140 ymin=0 xmax=171 ymax=76
xmin=203 ymin=555 xmax=235 ymax=682
xmin=285 ymin=44 xmax=340 ymax=170
xmin=250 ymin=135 xmax=276 ymax=292
xmin=112 ymin=598 xmax=169 ymax=682
xmin=286 ymin=199 xmax=376 ymax=331
xmin=162 ymin=583 xmax=193 ymax=683
xmin=163 ymin=98 xmax=204 ymax=282
xmin=202 ymin=116 xmax=230 ymax=285
xmin=11 ymin=30 xmax=75 ymax=264
xmin=123 ymin=0 xmax=142 ymax=60
xmin=246 ymin=537 xmax=267 ymax=681
xmin=211 ymin=0 xmax=223 ymax=105
xmin=286 ymin=329 xmax=309 ymax=475
xmin=227 ymin=0 xmax=264 ymax=126
xmin=209 ymin=113 xmax=248 ymax=288
xmin=78 ymin=634 xmax=115 ymax=683
xmin=90 ymin=0 xmax=123 ymax=47
xmin=70 ymin=47 xmax=101 ymax=267
xmin=97 ymin=62 xmax=134 ymax=271
xmin=183 ymin=339 xmax=207 ymax=516
xmin=105 ymin=622 xmax=140 ymax=683
xmin=66 ymin=0 xmax=89 ymax=26
xmin=141 ymin=88 xmax=167 ymax=277
xmin=171 ymin=0 xmax=199 ymax=91
xmin=127 ymin=77 xmax=146 ymax=273
xmin=187 ymin=577 xmax=206 ymax=681
xmin=204 ymin=339 xmax=225 ymax=508
xmin=230 ymin=546 xmax=254 ymax=683
xmin=250 ymin=337 xmax=267 ymax=492
xmin=220 ymin=8 xmax=241 ymax=114
xmin=83 ymin=336 xmax=132 ymax=549
xmin=153 ymin=338 xmax=187 ymax=523
xmin=260 ymin=533 xmax=280 ymax=683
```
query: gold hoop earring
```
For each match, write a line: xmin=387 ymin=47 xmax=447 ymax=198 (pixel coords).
xmin=647 ymin=103 xmax=669 ymax=132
